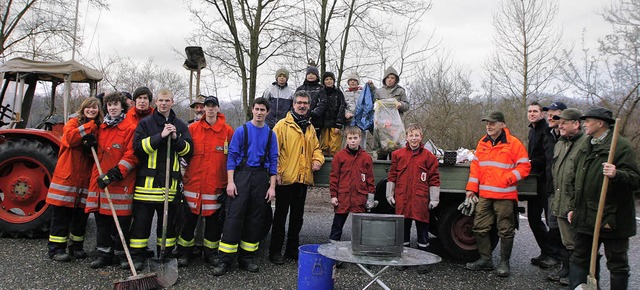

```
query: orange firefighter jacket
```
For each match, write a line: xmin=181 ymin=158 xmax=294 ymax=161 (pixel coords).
xmin=466 ymin=127 xmax=531 ymax=200
xmin=85 ymin=121 xmax=138 ymax=216
xmin=46 ymin=118 xmax=97 ymax=208
xmin=182 ymin=113 xmax=234 ymax=216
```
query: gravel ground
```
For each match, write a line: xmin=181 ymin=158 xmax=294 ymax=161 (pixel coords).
xmin=1 ymin=188 xmax=639 ymax=289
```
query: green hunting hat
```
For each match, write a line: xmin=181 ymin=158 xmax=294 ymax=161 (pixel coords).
xmin=482 ymin=111 xmax=505 ymax=123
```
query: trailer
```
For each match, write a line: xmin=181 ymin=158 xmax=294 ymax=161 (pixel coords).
xmin=313 ymin=158 xmax=537 ymax=261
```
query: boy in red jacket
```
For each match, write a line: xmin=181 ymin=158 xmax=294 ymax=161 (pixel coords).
xmin=329 ymin=126 xmax=375 ymax=242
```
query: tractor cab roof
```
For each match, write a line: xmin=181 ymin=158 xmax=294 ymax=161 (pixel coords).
xmin=0 ymin=57 xmax=103 ymax=83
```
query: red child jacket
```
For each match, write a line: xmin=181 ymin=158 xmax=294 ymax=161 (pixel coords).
xmin=329 ymin=147 xmax=375 ymax=214
xmin=388 ymin=144 xmax=441 ymax=223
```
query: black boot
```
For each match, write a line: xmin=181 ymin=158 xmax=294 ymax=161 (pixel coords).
xmin=610 ymin=271 xmax=629 ymax=290
xmin=497 ymin=238 xmax=513 ymax=277
xmin=569 ymin=263 xmax=588 ymax=289
xmin=239 ymin=249 xmax=259 ymax=273
xmin=204 ymin=247 xmax=221 ymax=266
xmin=212 ymin=252 xmax=233 ymax=276
xmin=465 ymin=235 xmax=494 ymax=271
xmin=548 ymin=250 xmax=570 ymax=282
xmin=69 ymin=242 xmax=87 ymax=259
xmin=176 ymin=245 xmax=191 ymax=267
xmin=90 ymin=255 xmax=113 ymax=269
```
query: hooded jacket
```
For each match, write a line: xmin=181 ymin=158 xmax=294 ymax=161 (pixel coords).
xmin=369 ymin=66 xmax=409 ymax=115
xmin=273 ymin=112 xmax=324 ymax=185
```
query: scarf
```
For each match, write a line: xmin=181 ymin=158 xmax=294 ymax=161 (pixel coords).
xmin=291 ymin=110 xmax=310 ymax=134
xmin=103 ymin=112 xmax=125 ymax=127
xmin=135 ymin=108 xmax=152 ymax=118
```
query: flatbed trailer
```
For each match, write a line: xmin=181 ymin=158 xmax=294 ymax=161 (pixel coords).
xmin=313 ymin=158 xmax=537 ymax=261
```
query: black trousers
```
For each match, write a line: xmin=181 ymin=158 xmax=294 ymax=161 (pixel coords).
xmin=527 ymin=181 xmax=550 ymax=256
xmin=179 ymin=208 xmax=224 ymax=249
xmin=404 ymin=218 xmax=429 ymax=249
xmin=220 ymin=168 xmax=269 ymax=261
xmin=329 ymin=213 xmax=349 ymax=241
xmin=129 ymin=201 xmax=177 ymax=258
xmin=269 ymin=183 xmax=308 ymax=257
xmin=95 ymin=213 xmax=131 ymax=257
xmin=48 ymin=205 xmax=89 ymax=255
xmin=572 ymin=232 xmax=630 ymax=273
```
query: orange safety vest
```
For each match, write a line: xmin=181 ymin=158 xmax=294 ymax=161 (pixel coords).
xmin=466 ymin=128 xmax=531 ymax=200
xmin=182 ymin=113 xmax=234 ymax=216
xmin=46 ymin=118 xmax=97 ymax=208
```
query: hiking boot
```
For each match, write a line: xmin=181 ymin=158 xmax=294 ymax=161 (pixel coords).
xmin=212 ymin=262 xmax=229 ymax=276
xmin=269 ymin=254 xmax=285 ymax=265
xmin=90 ymin=256 xmax=113 ymax=269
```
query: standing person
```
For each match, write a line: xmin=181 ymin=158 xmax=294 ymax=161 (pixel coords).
xmin=269 ymin=91 xmax=324 ymax=265
xmin=568 ymin=107 xmax=639 ymax=289
xmin=386 ymin=124 xmax=440 ymax=265
xmin=343 ymin=72 xmax=367 ymax=150
xmin=123 ymin=86 xmax=154 ymax=127
xmin=263 ymin=68 xmax=295 ymax=128
xmin=549 ymin=108 xmax=586 ymax=286
xmin=368 ymin=66 xmax=409 ymax=160
xmin=177 ymin=96 xmax=234 ymax=267
xmin=526 ymin=101 xmax=557 ymax=268
xmin=188 ymin=95 xmax=206 ymax=124
xmin=464 ymin=111 xmax=531 ymax=277
xmin=85 ymin=92 xmax=138 ymax=269
xmin=329 ymin=126 xmax=375 ymax=248
xmin=214 ymin=97 xmax=278 ymax=276
xmin=129 ymin=89 xmax=193 ymax=270
xmin=318 ymin=71 xmax=346 ymax=156
xmin=46 ymin=97 xmax=103 ymax=262
xmin=296 ymin=66 xmax=324 ymax=136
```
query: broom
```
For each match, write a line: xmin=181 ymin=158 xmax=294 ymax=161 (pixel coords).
xmin=90 ymin=147 xmax=161 ymax=290
xmin=578 ymin=118 xmax=620 ymax=290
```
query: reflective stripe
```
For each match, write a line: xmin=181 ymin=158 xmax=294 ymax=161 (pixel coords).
xmin=87 ymin=191 xmax=98 ymax=198
xmin=478 ymin=161 xmax=514 ymax=169
xmin=479 ymin=185 xmax=517 ymax=193
xmin=468 ymin=177 xmax=479 ymax=184
xmin=101 ymin=192 xmax=132 ymax=201
xmin=157 ymin=237 xmax=176 ymax=247
xmin=473 ymin=156 xmax=479 ymax=161
xmin=85 ymin=202 xmax=98 ymax=208
xmin=119 ymin=160 xmax=134 ymax=171
xmin=418 ymin=243 xmax=428 ymax=248
xmin=148 ymin=149 xmax=157 ymax=169
xmin=130 ymin=239 xmax=148 ymax=248
xmin=70 ymin=234 xmax=84 ymax=242
xmin=219 ymin=242 xmax=238 ymax=253
xmin=142 ymin=137 xmax=154 ymax=155
xmin=78 ymin=125 xmax=87 ymax=137
xmin=49 ymin=183 xmax=82 ymax=193
xmin=515 ymin=158 xmax=529 ymax=164
xmin=512 ymin=170 xmax=522 ymax=181
xmin=99 ymin=203 xmax=132 ymax=211
xmin=96 ymin=246 xmax=111 ymax=254
xmin=145 ymin=176 xmax=154 ymax=188
xmin=47 ymin=192 xmax=76 ymax=203
xmin=202 ymin=204 xmax=222 ymax=211
xmin=178 ymin=142 xmax=191 ymax=156
xmin=183 ymin=191 xmax=198 ymax=199
xmin=178 ymin=236 xmax=195 ymax=247
xmin=403 ymin=242 xmax=410 ymax=246
xmin=202 ymin=194 xmax=220 ymax=201
xmin=49 ymin=235 xmax=68 ymax=243
xmin=239 ymin=240 xmax=259 ymax=252
xmin=203 ymin=239 xmax=219 ymax=249
xmin=173 ymin=154 xmax=179 ymax=172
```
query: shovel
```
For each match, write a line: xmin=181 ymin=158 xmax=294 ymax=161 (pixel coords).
xmin=576 ymin=118 xmax=620 ymax=290
xmin=148 ymin=137 xmax=179 ymax=288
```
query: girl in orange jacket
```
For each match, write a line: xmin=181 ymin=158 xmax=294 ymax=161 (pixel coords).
xmin=46 ymin=97 xmax=102 ymax=262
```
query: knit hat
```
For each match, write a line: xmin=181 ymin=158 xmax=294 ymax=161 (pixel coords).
xmin=346 ymin=72 xmax=360 ymax=84
xmin=275 ymin=68 xmax=289 ymax=80
xmin=322 ymin=71 xmax=336 ymax=82
xmin=306 ymin=66 xmax=320 ymax=79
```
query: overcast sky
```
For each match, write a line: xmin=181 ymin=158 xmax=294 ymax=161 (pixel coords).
xmin=77 ymin=0 xmax=612 ymax=98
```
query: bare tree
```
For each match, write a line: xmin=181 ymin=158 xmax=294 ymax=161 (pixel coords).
xmin=485 ymin=0 xmax=564 ymax=113
xmin=186 ymin=0 xmax=297 ymax=120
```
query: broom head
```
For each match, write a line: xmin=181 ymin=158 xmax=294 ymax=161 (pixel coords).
xmin=113 ymin=272 xmax=162 ymax=290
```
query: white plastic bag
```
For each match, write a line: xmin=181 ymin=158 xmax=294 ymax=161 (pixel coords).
xmin=373 ymin=99 xmax=405 ymax=153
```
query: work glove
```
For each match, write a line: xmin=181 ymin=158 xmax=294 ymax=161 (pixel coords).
xmin=429 ymin=186 xmax=440 ymax=210
xmin=386 ymin=182 xmax=395 ymax=207
xmin=365 ymin=193 xmax=379 ymax=212
xmin=97 ymin=167 xmax=124 ymax=189
xmin=457 ymin=194 xmax=479 ymax=216
xmin=81 ymin=134 xmax=97 ymax=150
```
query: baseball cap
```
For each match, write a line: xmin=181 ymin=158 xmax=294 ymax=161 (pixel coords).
xmin=482 ymin=111 xmax=505 ymax=123
xmin=552 ymin=108 xmax=582 ymax=121
xmin=204 ymin=96 xmax=219 ymax=106
xmin=543 ymin=101 xmax=567 ymax=111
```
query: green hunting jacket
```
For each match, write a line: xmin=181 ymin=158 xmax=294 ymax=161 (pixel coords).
xmin=572 ymin=132 xmax=639 ymax=238
xmin=551 ymin=131 xmax=587 ymax=218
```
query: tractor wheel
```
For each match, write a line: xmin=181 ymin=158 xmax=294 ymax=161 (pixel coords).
xmin=0 ymin=139 xmax=57 ymax=238
xmin=371 ymin=178 xmax=394 ymax=214
xmin=437 ymin=204 xmax=498 ymax=261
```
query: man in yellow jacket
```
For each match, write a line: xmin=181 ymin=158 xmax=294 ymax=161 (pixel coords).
xmin=269 ymin=90 xmax=325 ymax=265
xmin=464 ymin=111 xmax=531 ymax=277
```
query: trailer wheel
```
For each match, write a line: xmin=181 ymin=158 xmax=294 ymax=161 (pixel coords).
xmin=0 ymin=139 xmax=56 ymax=237
xmin=371 ymin=178 xmax=394 ymax=214
xmin=437 ymin=204 xmax=498 ymax=261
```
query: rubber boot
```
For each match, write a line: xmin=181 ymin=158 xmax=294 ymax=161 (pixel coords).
xmin=176 ymin=245 xmax=191 ymax=267
xmin=465 ymin=235 xmax=494 ymax=271
xmin=212 ymin=251 xmax=233 ymax=276
xmin=610 ymin=271 xmax=629 ymax=290
xmin=548 ymin=250 xmax=570 ymax=282
xmin=204 ymin=247 xmax=221 ymax=266
xmin=569 ymin=263 xmax=588 ymax=289
xmin=416 ymin=246 xmax=430 ymax=274
xmin=238 ymin=249 xmax=259 ymax=273
xmin=497 ymin=238 xmax=513 ymax=277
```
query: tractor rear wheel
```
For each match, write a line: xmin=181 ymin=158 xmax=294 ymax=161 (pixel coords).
xmin=0 ymin=139 xmax=56 ymax=238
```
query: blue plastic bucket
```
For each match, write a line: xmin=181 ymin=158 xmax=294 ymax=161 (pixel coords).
xmin=298 ymin=244 xmax=335 ymax=290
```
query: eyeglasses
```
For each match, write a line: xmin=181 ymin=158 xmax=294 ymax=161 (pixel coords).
xmin=295 ymin=101 xmax=309 ymax=105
